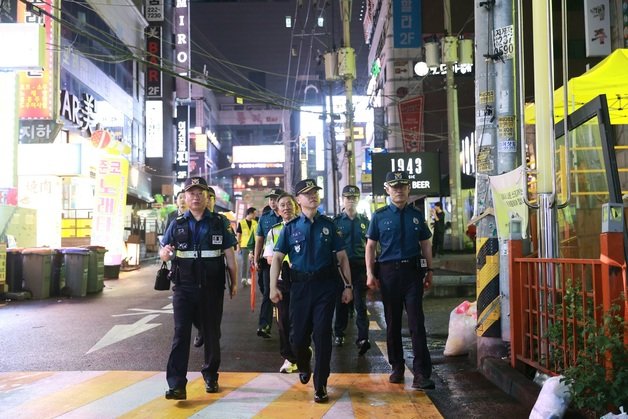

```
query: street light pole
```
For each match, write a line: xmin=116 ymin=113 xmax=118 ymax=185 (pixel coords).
xmin=340 ymin=0 xmax=356 ymax=186
xmin=444 ymin=0 xmax=464 ymax=250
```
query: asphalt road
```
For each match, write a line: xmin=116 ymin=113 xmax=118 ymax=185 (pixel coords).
xmin=0 ymin=261 xmax=530 ymax=418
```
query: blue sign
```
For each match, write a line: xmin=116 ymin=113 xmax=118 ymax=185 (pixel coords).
xmin=393 ymin=0 xmax=422 ymax=48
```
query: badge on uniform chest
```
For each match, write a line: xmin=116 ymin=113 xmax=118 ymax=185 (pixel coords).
xmin=212 ymin=235 xmax=223 ymax=245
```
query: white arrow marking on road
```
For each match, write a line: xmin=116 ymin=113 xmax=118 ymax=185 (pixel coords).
xmin=87 ymin=314 xmax=161 ymax=354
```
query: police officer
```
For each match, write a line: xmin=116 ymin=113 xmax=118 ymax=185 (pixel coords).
xmin=365 ymin=171 xmax=435 ymax=390
xmin=333 ymin=185 xmax=371 ymax=355
xmin=269 ymin=179 xmax=353 ymax=403
xmin=253 ymin=188 xmax=283 ymax=338
xmin=160 ymin=177 xmax=238 ymax=400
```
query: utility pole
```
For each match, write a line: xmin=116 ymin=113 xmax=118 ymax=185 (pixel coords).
xmin=340 ymin=0 xmax=356 ymax=185
xmin=444 ymin=0 xmax=464 ymax=250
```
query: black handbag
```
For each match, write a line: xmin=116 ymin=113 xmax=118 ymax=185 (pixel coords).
xmin=154 ymin=262 xmax=171 ymax=291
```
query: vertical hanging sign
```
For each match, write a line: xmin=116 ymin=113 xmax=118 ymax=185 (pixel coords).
xmin=145 ymin=26 xmax=162 ymax=98
xmin=398 ymin=96 xmax=424 ymax=152
xmin=584 ymin=0 xmax=611 ymax=57
xmin=17 ymin=0 xmax=57 ymax=119
xmin=174 ymin=0 xmax=190 ymax=99
xmin=392 ymin=0 xmax=421 ymax=48
xmin=175 ymin=105 xmax=189 ymax=181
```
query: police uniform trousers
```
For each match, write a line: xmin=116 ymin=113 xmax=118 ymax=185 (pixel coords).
xmin=334 ymin=260 xmax=369 ymax=342
xmin=167 ymin=261 xmax=226 ymax=389
xmin=258 ymin=264 xmax=273 ymax=331
xmin=276 ymin=263 xmax=296 ymax=363
xmin=289 ymin=269 xmax=336 ymax=390
xmin=379 ymin=261 xmax=432 ymax=379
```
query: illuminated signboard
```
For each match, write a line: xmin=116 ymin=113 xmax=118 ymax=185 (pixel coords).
xmin=371 ymin=152 xmax=440 ymax=196
xmin=175 ymin=105 xmax=189 ymax=181
xmin=17 ymin=0 xmax=58 ymax=120
xmin=145 ymin=0 xmax=164 ymax=21
xmin=59 ymin=89 xmax=97 ymax=136
xmin=145 ymin=100 xmax=163 ymax=158
xmin=174 ymin=0 xmax=190 ymax=99
xmin=145 ymin=26 xmax=162 ymax=98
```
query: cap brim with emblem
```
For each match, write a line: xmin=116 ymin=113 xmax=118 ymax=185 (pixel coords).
xmin=384 ymin=171 xmax=410 ymax=186
xmin=264 ymin=188 xmax=284 ymax=198
xmin=295 ymin=179 xmax=322 ymax=195
xmin=184 ymin=177 xmax=210 ymax=191
xmin=342 ymin=185 xmax=360 ymax=197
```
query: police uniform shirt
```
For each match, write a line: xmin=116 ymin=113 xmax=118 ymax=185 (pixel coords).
xmin=334 ymin=212 xmax=369 ymax=260
xmin=255 ymin=209 xmax=282 ymax=241
xmin=274 ymin=212 xmax=345 ymax=273
xmin=161 ymin=209 xmax=237 ymax=260
xmin=366 ymin=204 xmax=432 ymax=263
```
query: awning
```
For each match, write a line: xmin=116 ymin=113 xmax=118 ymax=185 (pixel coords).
xmin=525 ymin=48 xmax=628 ymax=125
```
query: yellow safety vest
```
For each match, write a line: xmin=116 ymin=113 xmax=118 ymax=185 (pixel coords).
xmin=238 ymin=218 xmax=257 ymax=247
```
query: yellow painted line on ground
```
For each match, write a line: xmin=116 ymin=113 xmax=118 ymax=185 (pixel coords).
xmin=3 ymin=371 xmax=156 ymax=418
xmin=119 ymin=372 xmax=260 ymax=419
xmin=257 ymin=374 xmax=442 ymax=419
xmin=369 ymin=320 xmax=381 ymax=331
xmin=0 ymin=371 xmax=56 ymax=392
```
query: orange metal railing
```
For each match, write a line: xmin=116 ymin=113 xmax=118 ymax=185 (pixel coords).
xmin=508 ymin=232 xmax=627 ymax=376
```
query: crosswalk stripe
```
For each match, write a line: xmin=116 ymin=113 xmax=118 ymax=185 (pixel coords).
xmin=1 ymin=371 xmax=155 ymax=418
xmin=0 ymin=372 xmax=443 ymax=418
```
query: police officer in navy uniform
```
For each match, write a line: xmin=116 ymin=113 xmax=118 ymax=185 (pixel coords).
xmin=269 ymin=178 xmax=353 ymax=403
xmin=160 ymin=177 xmax=238 ymax=400
xmin=252 ymin=188 xmax=283 ymax=338
xmin=332 ymin=184 xmax=371 ymax=355
xmin=365 ymin=171 xmax=436 ymax=390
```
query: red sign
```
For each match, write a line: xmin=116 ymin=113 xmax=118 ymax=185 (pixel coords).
xmin=146 ymin=26 xmax=162 ymax=98
xmin=398 ymin=96 xmax=424 ymax=152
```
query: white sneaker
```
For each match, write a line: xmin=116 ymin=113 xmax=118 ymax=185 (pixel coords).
xmin=279 ymin=359 xmax=297 ymax=373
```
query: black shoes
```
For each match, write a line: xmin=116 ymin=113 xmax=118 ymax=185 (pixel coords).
xmin=256 ymin=326 xmax=271 ymax=339
xmin=412 ymin=375 xmax=435 ymax=390
xmin=333 ymin=336 xmax=344 ymax=347
xmin=356 ymin=339 xmax=371 ymax=356
xmin=389 ymin=366 xmax=405 ymax=384
xmin=314 ymin=386 xmax=328 ymax=403
xmin=299 ymin=371 xmax=311 ymax=385
xmin=193 ymin=334 xmax=204 ymax=347
xmin=205 ymin=376 xmax=219 ymax=393
xmin=165 ymin=387 xmax=186 ymax=400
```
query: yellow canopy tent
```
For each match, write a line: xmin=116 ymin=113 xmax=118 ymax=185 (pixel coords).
xmin=525 ymin=48 xmax=628 ymax=125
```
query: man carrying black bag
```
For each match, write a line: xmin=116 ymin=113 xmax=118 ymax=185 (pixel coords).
xmin=252 ymin=188 xmax=283 ymax=338
xmin=159 ymin=176 xmax=238 ymax=400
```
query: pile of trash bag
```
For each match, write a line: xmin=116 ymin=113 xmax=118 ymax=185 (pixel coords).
xmin=443 ymin=300 xmax=477 ymax=356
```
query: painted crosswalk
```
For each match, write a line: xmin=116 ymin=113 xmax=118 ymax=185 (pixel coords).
xmin=0 ymin=371 xmax=442 ymax=418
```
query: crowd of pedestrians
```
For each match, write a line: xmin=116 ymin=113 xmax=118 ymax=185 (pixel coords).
xmin=159 ymin=171 xmax=436 ymax=403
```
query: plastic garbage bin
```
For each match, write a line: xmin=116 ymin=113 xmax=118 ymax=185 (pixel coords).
xmin=6 ymin=248 xmax=24 ymax=292
xmin=50 ymin=249 xmax=66 ymax=297
xmin=22 ymin=248 xmax=54 ymax=300
xmin=82 ymin=246 xmax=107 ymax=293
xmin=63 ymin=247 xmax=89 ymax=297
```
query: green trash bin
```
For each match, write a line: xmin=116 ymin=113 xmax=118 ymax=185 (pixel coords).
xmin=82 ymin=246 xmax=107 ymax=293
xmin=21 ymin=248 xmax=54 ymax=300
xmin=63 ymin=248 xmax=89 ymax=297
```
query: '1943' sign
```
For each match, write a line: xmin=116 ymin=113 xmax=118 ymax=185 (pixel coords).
xmin=371 ymin=152 xmax=441 ymax=196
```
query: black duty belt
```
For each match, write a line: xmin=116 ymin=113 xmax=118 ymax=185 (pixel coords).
xmin=379 ymin=257 xmax=418 ymax=268
xmin=291 ymin=266 xmax=333 ymax=282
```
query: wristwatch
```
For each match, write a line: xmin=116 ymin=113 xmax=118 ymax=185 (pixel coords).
xmin=344 ymin=283 xmax=353 ymax=289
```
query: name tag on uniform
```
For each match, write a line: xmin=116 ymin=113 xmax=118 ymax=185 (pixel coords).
xmin=212 ymin=235 xmax=223 ymax=245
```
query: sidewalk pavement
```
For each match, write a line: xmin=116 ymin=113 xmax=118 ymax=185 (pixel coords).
xmin=426 ymin=252 xmax=541 ymax=415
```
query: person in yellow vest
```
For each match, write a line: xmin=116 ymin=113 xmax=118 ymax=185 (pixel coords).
xmin=236 ymin=207 xmax=258 ymax=287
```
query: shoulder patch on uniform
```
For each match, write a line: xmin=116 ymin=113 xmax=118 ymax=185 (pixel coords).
xmin=375 ymin=206 xmax=388 ymax=214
